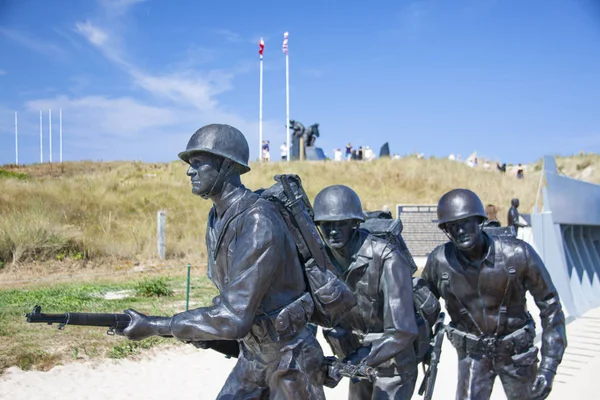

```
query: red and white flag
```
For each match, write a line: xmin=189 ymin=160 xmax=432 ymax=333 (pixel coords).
xmin=259 ymin=38 xmax=264 ymax=59
xmin=282 ymin=32 xmax=288 ymax=54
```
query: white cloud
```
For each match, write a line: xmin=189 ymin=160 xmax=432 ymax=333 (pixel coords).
xmin=75 ymin=21 xmax=109 ymax=46
xmin=0 ymin=28 xmax=69 ymax=59
xmin=25 ymin=96 xmax=181 ymax=136
xmin=0 ymin=69 xmax=6 ymax=75
xmin=19 ymin=94 xmax=281 ymax=162
xmin=7 ymin=0 xmax=280 ymax=162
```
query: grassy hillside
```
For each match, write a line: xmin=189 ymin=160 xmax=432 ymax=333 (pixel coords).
xmin=1 ymin=153 xmax=598 ymax=271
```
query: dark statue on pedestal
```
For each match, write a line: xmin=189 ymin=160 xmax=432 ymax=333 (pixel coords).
xmin=421 ymin=188 xmax=567 ymax=400
xmin=289 ymin=120 xmax=323 ymax=160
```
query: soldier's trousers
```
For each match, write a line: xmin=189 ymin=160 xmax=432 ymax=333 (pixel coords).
xmin=455 ymin=346 xmax=539 ymax=400
xmin=216 ymin=327 xmax=326 ymax=400
xmin=347 ymin=365 xmax=418 ymax=400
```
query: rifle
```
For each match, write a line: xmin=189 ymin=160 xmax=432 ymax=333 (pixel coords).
xmin=325 ymin=358 xmax=378 ymax=383
xmin=418 ymin=312 xmax=446 ymax=400
xmin=25 ymin=305 xmax=130 ymax=334
xmin=25 ymin=305 xmax=240 ymax=359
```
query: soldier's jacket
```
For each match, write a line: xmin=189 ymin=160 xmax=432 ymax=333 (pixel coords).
xmin=421 ymin=232 xmax=566 ymax=371
xmin=169 ymin=186 xmax=313 ymax=345
xmin=331 ymin=229 xmax=418 ymax=370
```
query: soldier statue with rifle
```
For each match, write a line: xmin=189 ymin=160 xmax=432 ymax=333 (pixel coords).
xmin=311 ymin=184 xmax=420 ymax=400
xmin=421 ymin=188 xmax=567 ymax=400
xmin=115 ymin=124 xmax=334 ymax=398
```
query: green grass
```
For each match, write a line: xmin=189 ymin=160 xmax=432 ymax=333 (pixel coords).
xmin=0 ymin=274 xmax=218 ymax=375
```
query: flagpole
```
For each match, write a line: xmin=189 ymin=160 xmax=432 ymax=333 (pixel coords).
xmin=15 ymin=111 xmax=18 ymax=166
xmin=49 ymin=109 xmax=52 ymax=163
xmin=40 ymin=110 xmax=43 ymax=163
xmin=59 ymin=108 xmax=63 ymax=163
xmin=259 ymin=38 xmax=264 ymax=162
xmin=283 ymin=32 xmax=290 ymax=162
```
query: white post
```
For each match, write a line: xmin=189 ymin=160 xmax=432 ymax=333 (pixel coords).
xmin=39 ymin=110 xmax=43 ymax=163
xmin=259 ymin=38 xmax=264 ymax=162
xmin=14 ymin=111 xmax=18 ymax=165
xmin=49 ymin=109 xmax=52 ymax=163
xmin=157 ymin=210 xmax=166 ymax=260
xmin=283 ymin=32 xmax=290 ymax=162
xmin=59 ymin=108 xmax=63 ymax=163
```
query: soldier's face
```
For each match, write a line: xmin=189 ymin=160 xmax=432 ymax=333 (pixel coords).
xmin=318 ymin=220 xmax=356 ymax=250
xmin=444 ymin=216 xmax=482 ymax=250
xmin=186 ymin=154 xmax=222 ymax=198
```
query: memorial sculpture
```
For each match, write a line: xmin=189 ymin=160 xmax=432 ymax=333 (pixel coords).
xmin=289 ymin=120 xmax=324 ymax=160
xmin=311 ymin=184 xmax=421 ymax=400
xmin=118 ymin=124 xmax=331 ymax=399
xmin=421 ymin=188 xmax=567 ymax=400
xmin=25 ymin=124 xmax=363 ymax=398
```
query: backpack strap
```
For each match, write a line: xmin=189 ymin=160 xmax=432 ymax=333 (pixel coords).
xmin=495 ymin=237 xmax=520 ymax=336
xmin=438 ymin=265 xmax=485 ymax=336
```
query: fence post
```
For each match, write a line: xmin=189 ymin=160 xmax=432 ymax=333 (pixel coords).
xmin=157 ymin=210 xmax=166 ymax=260
xmin=186 ymin=263 xmax=191 ymax=311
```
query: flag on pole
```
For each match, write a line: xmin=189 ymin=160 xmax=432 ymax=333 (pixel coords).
xmin=282 ymin=32 xmax=288 ymax=54
xmin=259 ymin=38 xmax=264 ymax=59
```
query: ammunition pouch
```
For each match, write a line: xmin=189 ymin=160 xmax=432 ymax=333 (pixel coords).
xmin=245 ymin=293 xmax=314 ymax=345
xmin=305 ymin=258 xmax=357 ymax=327
xmin=322 ymin=326 xmax=362 ymax=359
xmin=446 ymin=322 xmax=536 ymax=357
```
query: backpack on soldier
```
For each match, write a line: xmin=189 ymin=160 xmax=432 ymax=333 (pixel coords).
xmin=361 ymin=210 xmax=418 ymax=275
xmin=360 ymin=210 xmax=441 ymax=363
xmin=255 ymin=174 xmax=357 ymax=328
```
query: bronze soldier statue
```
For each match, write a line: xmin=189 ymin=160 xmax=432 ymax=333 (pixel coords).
xmin=507 ymin=198 xmax=525 ymax=234
xmin=117 ymin=124 xmax=327 ymax=399
xmin=421 ymin=188 xmax=567 ymax=400
xmin=313 ymin=185 xmax=419 ymax=400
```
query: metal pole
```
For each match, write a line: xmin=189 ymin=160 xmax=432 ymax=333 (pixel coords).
xmin=284 ymin=32 xmax=290 ymax=162
xmin=259 ymin=38 xmax=264 ymax=162
xmin=39 ymin=111 xmax=43 ymax=163
xmin=14 ymin=111 xmax=18 ymax=165
xmin=49 ymin=109 xmax=52 ymax=163
xmin=59 ymin=108 xmax=63 ymax=163
xmin=157 ymin=210 xmax=166 ymax=259
xmin=186 ymin=263 xmax=191 ymax=311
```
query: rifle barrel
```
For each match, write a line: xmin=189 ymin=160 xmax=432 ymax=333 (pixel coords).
xmin=25 ymin=306 xmax=131 ymax=329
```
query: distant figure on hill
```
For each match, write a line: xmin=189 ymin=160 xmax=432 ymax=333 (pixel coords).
xmin=334 ymin=148 xmax=342 ymax=161
xmin=516 ymin=164 xmax=524 ymax=179
xmin=280 ymin=142 xmax=288 ymax=161
xmin=345 ymin=143 xmax=353 ymax=161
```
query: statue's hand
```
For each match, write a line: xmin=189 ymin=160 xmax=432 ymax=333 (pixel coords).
xmin=343 ymin=346 xmax=371 ymax=366
xmin=531 ymin=368 xmax=554 ymax=400
xmin=323 ymin=356 xmax=343 ymax=388
xmin=118 ymin=309 xmax=170 ymax=341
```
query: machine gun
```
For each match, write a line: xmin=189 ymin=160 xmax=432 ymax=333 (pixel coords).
xmin=25 ymin=305 xmax=240 ymax=358
xmin=418 ymin=312 xmax=446 ymax=400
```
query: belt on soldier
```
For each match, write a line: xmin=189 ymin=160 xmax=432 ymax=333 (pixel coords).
xmin=446 ymin=321 xmax=535 ymax=356
xmin=245 ymin=292 xmax=313 ymax=345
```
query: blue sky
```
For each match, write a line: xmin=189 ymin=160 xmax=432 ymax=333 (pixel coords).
xmin=1 ymin=0 xmax=599 ymax=166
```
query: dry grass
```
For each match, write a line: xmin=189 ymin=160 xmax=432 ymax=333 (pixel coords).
xmin=1 ymin=154 xmax=599 ymax=273
xmin=0 ymin=153 xmax=598 ymax=373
